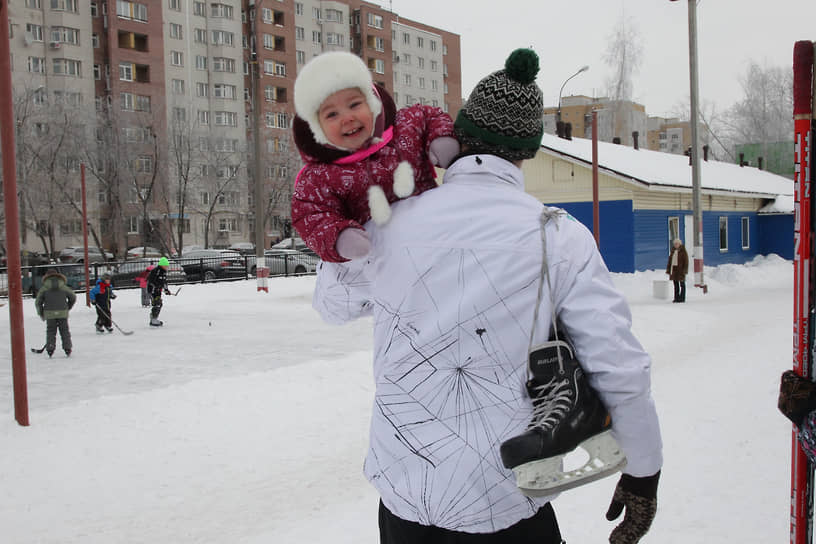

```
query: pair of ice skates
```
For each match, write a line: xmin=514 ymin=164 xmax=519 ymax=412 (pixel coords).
xmin=500 ymin=334 xmax=627 ymax=496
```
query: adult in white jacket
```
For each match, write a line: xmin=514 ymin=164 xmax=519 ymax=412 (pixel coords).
xmin=312 ymin=49 xmax=662 ymax=544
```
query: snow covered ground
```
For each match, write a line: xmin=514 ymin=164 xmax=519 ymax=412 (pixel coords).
xmin=0 ymin=255 xmax=793 ymax=543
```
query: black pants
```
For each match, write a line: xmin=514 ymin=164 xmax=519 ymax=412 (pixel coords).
xmin=150 ymin=292 xmax=163 ymax=319
xmin=378 ymin=501 xmax=563 ymax=544
xmin=95 ymin=304 xmax=112 ymax=328
xmin=46 ymin=318 xmax=71 ymax=352
xmin=673 ymin=280 xmax=686 ymax=302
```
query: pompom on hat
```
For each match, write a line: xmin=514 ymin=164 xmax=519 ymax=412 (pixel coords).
xmin=294 ymin=52 xmax=383 ymax=146
xmin=454 ymin=48 xmax=544 ymax=162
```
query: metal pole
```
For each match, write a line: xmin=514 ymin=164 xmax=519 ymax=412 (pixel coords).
xmin=557 ymin=66 xmax=589 ymax=126
xmin=81 ymin=163 xmax=91 ymax=306
xmin=0 ymin=0 xmax=30 ymax=426
xmin=687 ymin=0 xmax=707 ymax=292
xmin=592 ymin=111 xmax=600 ymax=248
xmin=252 ymin=1 xmax=268 ymax=292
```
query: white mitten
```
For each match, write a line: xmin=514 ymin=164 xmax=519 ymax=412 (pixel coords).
xmin=336 ymin=228 xmax=370 ymax=260
xmin=428 ymin=136 xmax=460 ymax=168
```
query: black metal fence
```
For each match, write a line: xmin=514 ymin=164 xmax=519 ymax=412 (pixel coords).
xmin=0 ymin=252 xmax=319 ymax=297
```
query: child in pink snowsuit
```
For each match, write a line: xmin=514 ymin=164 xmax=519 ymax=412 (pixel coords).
xmin=292 ymin=51 xmax=459 ymax=263
xmin=136 ymin=264 xmax=154 ymax=307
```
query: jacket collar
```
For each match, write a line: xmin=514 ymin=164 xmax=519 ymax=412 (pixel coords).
xmin=443 ymin=154 xmax=525 ymax=191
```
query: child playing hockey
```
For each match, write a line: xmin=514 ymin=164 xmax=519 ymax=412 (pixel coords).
xmin=147 ymin=257 xmax=172 ymax=326
xmin=90 ymin=273 xmax=117 ymax=333
xmin=35 ymin=268 xmax=76 ymax=357
xmin=291 ymin=51 xmax=459 ymax=262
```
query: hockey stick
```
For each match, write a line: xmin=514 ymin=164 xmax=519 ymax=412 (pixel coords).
xmin=791 ymin=39 xmax=815 ymax=544
xmin=30 ymin=345 xmax=46 ymax=354
xmin=93 ymin=305 xmax=134 ymax=336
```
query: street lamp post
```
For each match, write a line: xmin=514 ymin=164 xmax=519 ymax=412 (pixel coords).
xmin=557 ymin=65 xmax=589 ymax=126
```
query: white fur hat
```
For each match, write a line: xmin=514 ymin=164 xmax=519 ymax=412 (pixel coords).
xmin=294 ymin=52 xmax=383 ymax=146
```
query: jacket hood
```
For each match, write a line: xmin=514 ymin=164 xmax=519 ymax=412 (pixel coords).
xmin=293 ymin=84 xmax=397 ymax=165
xmin=42 ymin=270 xmax=67 ymax=284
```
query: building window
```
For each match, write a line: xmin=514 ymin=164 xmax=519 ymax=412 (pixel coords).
xmin=26 ymin=0 xmax=42 ymax=8
xmin=28 ymin=57 xmax=45 ymax=73
xmin=53 ymin=58 xmax=81 ymax=77
xmin=741 ymin=217 xmax=750 ymax=250
xmin=296 ymin=50 xmax=305 ymax=64
xmin=171 ymin=51 xmax=184 ymax=66
xmin=431 ymin=60 xmax=438 ymax=72
xmin=668 ymin=216 xmax=679 ymax=247
xmin=416 ymin=37 xmax=423 ymax=48
xmin=169 ymin=0 xmax=181 ymax=10
xmin=26 ymin=24 xmax=43 ymax=41
xmin=312 ymin=31 xmax=321 ymax=44
xmin=403 ymin=74 xmax=411 ymax=86
xmin=262 ymin=7 xmax=272 ymax=23
xmin=402 ymin=32 xmax=410 ymax=45
xmin=218 ymin=218 xmax=238 ymax=232
xmin=325 ymin=8 xmax=342 ymax=22
xmin=198 ymin=110 xmax=209 ymax=124
xmin=719 ymin=216 xmax=728 ymax=252
xmin=213 ymin=57 xmax=235 ymax=72
xmin=169 ymin=23 xmax=183 ymax=39
xmin=326 ymin=33 xmax=343 ymax=46
xmin=214 ymin=111 xmax=237 ymax=126
xmin=127 ymin=216 xmax=139 ymax=234
xmin=211 ymin=30 xmax=234 ymax=46
xmin=210 ymin=3 xmax=234 ymax=18
xmin=196 ymin=82 xmax=208 ymax=97
xmin=193 ymin=1 xmax=205 ymax=15
xmin=172 ymin=79 xmax=185 ymax=94
xmin=51 ymin=0 xmax=79 ymax=13
xmin=51 ymin=27 xmax=80 ymax=45
xmin=430 ymin=39 xmax=436 ymax=52
xmin=403 ymin=53 xmax=410 ymax=65
xmin=194 ymin=28 xmax=207 ymax=43
xmin=213 ymin=84 xmax=236 ymax=99
xmin=295 ymin=27 xmax=304 ymax=41
xmin=92 ymin=33 xmax=99 ymax=48
xmin=367 ymin=13 xmax=382 ymax=28
xmin=195 ymin=55 xmax=207 ymax=70
xmin=93 ymin=64 xmax=101 ymax=79
xmin=295 ymin=2 xmax=303 ymax=15
xmin=116 ymin=0 xmax=147 ymax=22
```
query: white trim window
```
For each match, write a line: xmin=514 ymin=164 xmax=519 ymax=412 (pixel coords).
xmin=213 ymin=111 xmax=237 ymax=126
xmin=719 ymin=216 xmax=728 ymax=252
xmin=195 ymin=55 xmax=207 ymax=70
xmin=28 ymin=57 xmax=45 ymax=73
xmin=194 ymin=28 xmax=207 ymax=43
xmin=213 ymin=57 xmax=235 ymax=72
xmin=741 ymin=217 xmax=750 ymax=250
xmin=170 ymin=51 xmax=184 ymax=66
xmin=26 ymin=24 xmax=43 ymax=41
xmin=51 ymin=0 xmax=78 ymax=12
xmin=197 ymin=110 xmax=210 ymax=125
xmin=172 ymin=79 xmax=185 ymax=95
xmin=116 ymin=0 xmax=147 ymax=21
xmin=169 ymin=23 xmax=183 ymax=39
xmin=53 ymin=58 xmax=81 ymax=77
xmin=210 ymin=3 xmax=233 ymax=18
xmin=211 ymin=30 xmax=234 ymax=46
xmin=213 ymin=84 xmax=236 ymax=99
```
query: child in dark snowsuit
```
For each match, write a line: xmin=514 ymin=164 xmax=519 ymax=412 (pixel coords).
xmin=147 ymin=257 xmax=171 ymax=326
xmin=35 ymin=268 xmax=77 ymax=357
xmin=90 ymin=273 xmax=116 ymax=333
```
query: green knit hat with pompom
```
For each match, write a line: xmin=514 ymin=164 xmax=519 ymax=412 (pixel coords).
xmin=454 ymin=48 xmax=544 ymax=161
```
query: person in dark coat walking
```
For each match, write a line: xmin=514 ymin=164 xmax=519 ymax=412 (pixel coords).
xmin=666 ymin=239 xmax=689 ymax=303
xmin=90 ymin=273 xmax=116 ymax=332
xmin=35 ymin=268 xmax=76 ymax=357
xmin=147 ymin=257 xmax=171 ymax=326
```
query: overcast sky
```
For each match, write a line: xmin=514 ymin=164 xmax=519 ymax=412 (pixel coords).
xmin=390 ymin=0 xmax=816 ymax=118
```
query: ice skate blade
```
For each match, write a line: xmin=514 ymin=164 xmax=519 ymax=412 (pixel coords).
xmin=512 ymin=430 xmax=627 ymax=497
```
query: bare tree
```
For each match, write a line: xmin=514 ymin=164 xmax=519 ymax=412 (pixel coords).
xmin=602 ymin=14 xmax=643 ymax=143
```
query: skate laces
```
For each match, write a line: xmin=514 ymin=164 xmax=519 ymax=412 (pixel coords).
xmin=527 ymin=373 xmax=572 ymax=432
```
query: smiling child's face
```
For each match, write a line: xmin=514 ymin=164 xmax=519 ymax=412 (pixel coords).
xmin=317 ymin=87 xmax=374 ymax=150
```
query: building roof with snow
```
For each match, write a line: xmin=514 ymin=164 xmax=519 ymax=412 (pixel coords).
xmin=539 ymin=133 xmax=793 ymax=201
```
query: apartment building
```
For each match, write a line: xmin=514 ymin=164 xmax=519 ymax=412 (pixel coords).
xmin=5 ymin=0 xmax=461 ymax=255
xmin=646 ymin=116 xmax=691 ymax=155
xmin=543 ymin=95 xmax=647 ymax=147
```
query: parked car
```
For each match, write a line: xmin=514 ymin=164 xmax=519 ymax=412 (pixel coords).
xmin=248 ymin=249 xmax=319 ymax=276
xmin=178 ymin=249 xmax=245 ymax=281
xmin=228 ymin=242 xmax=256 ymax=255
xmin=112 ymin=259 xmax=186 ymax=286
xmin=180 ymin=245 xmax=205 ymax=255
xmin=126 ymin=246 xmax=163 ymax=260
xmin=22 ymin=264 xmax=87 ymax=296
xmin=59 ymin=246 xmax=113 ymax=264
xmin=270 ymin=237 xmax=307 ymax=251
xmin=2 ymin=250 xmax=51 ymax=269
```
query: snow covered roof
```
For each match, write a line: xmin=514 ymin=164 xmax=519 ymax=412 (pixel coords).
xmin=758 ymin=193 xmax=794 ymax=214
xmin=540 ymin=133 xmax=794 ymax=199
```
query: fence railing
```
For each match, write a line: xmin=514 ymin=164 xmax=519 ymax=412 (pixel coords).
xmin=0 ymin=252 xmax=318 ymax=297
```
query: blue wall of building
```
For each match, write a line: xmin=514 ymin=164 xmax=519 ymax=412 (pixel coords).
xmin=547 ymin=200 xmax=790 ymax=273
xmin=757 ymin=214 xmax=794 ymax=260
xmin=552 ymin=200 xmax=635 ymax=273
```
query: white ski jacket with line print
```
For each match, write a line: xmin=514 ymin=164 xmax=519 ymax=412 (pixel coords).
xmin=313 ymin=153 xmax=663 ymax=534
